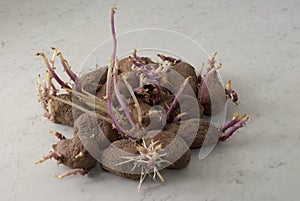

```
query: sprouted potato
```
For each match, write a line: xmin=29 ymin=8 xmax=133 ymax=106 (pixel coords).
xmin=35 ymin=7 xmax=250 ymax=191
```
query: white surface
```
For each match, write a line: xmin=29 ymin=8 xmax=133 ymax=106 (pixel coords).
xmin=1 ymin=0 xmax=300 ymax=201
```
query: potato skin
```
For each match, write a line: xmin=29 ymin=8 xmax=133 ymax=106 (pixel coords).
xmin=198 ymin=74 xmax=226 ymax=116
xmin=118 ymin=57 xmax=133 ymax=74
xmin=157 ymin=92 xmax=203 ymax=123
xmin=100 ymin=139 xmax=140 ymax=180
xmin=96 ymin=71 xmax=139 ymax=104
xmin=77 ymin=67 xmax=108 ymax=94
xmin=145 ymin=130 xmax=191 ymax=169
xmin=47 ymin=67 xmax=108 ymax=127
xmin=173 ymin=61 xmax=198 ymax=94
xmin=49 ymin=94 xmax=83 ymax=126
xmin=74 ymin=113 xmax=119 ymax=151
xmin=167 ymin=61 xmax=198 ymax=96
xmin=165 ymin=119 xmax=220 ymax=149
xmin=52 ymin=135 xmax=97 ymax=170
xmin=101 ymin=131 xmax=191 ymax=181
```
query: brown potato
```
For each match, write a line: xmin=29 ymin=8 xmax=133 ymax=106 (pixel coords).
xmin=198 ymin=74 xmax=226 ymax=116
xmin=100 ymin=139 xmax=140 ymax=180
xmin=52 ymin=135 xmax=97 ymax=170
xmin=96 ymin=71 xmax=139 ymax=102
xmin=49 ymin=94 xmax=83 ymax=126
xmin=167 ymin=61 xmax=198 ymax=96
xmin=145 ymin=130 xmax=190 ymax=169
xmin=74 ymin=113 xmax=119 ymax=151
xmin=118 ymin=57 xmax=133 ymax=74
xmin=77 ymin=66 xmax=108 ymax=94
xmin=165 ymin=119 xmax=220 ymax=149
xmin=158 ymin=92 xmax=203 ymax=122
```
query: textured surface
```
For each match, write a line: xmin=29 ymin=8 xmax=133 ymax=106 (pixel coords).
xmin=1 ymin=0 xmax=300 ymax=200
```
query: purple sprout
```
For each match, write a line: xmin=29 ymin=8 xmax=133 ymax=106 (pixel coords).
xmin=36 ymin=51 xmax=71 ymax=90
xmin=131 ymin=50 xmax=173 ymax=105
xmin=56 ymin=51 xmax=80 ymax=90
xmin=36 ymin=48 xmax=86 ymax=120
xmin=157 ymin=53 xmax=181 ymax=64
xmin=219 ymin=112 xmax=250 ymax=141
xmin=105 ymin=8 xmax=137 ymax=139
xmin=105 ymin=8 xmax=145 ymax=140
xmin=153 ymin=84 xmax=161 ymax=104
xmin=199 ymin=53 xmax=222 ymax=104
xmin=131 ymin=49 xmax=154 ymax=65
xmin=166 ymin=76 xmax=191 ymax=120
xmin=225 ymin=80 xmax=239 ymax=105
xmin=132 ymin=54 xmax=167 ymax=84
xmin=198 ymin=53 xmax=239 ymax=107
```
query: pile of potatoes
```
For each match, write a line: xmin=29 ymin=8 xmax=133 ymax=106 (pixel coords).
xmin=36 ymin=52 xmax=228 ymax=181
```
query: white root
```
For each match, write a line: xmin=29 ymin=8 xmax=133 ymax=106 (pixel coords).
xmin=115 ymin=139 xmax=171 ymax=191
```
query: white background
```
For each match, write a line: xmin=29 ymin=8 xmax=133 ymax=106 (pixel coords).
xmin=1 ymin=0 xmax=299 ymax=200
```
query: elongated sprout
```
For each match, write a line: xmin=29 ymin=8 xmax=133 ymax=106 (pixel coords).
xmin=199 ymin=53 xmax=222 ymax=104
xmin=123 ymin=76 xmax=143 ymax=126
xmin=220 ymin=112 xmax=250 ymax=141
xmin=55 ymin=169 xmax=87 ymax=179
xmin=57 ymin=52 xmax=78 ymax=82
xmin=35 ymin=152 xmax=61 ymax=164
xmin=36 ymin=52 xmax=71 ymax=89
xmin=206 ymin=63 xmax=222 ymax=77
xmin=166 ymin=76 xmax=191 ymax=119
xmin=80 ymin=87 xmax=107 ymax=108
xmin=36 ymin=130 xmax=91 ymax=179
xmin=50 ymin=130 xmax=66 ymax=140
xmin=110 ymin=9 xmax=135 ymax=128
xmin=113 ymin=59 xmax=136 ymax=128
xmin=50 ymin=95 xmax=112 ymax=124
xmin=157 ymin=53 xmax=181 ymax=64
xmin=63 ymin=87 xmax=108 ymax=114
xmin=173 ymin=112 xmax=187 ymax=122
xmin=207 ymin=52 xmax=218 ymax=72
xmin=105 ymin=7 xmax=138 ymax=139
